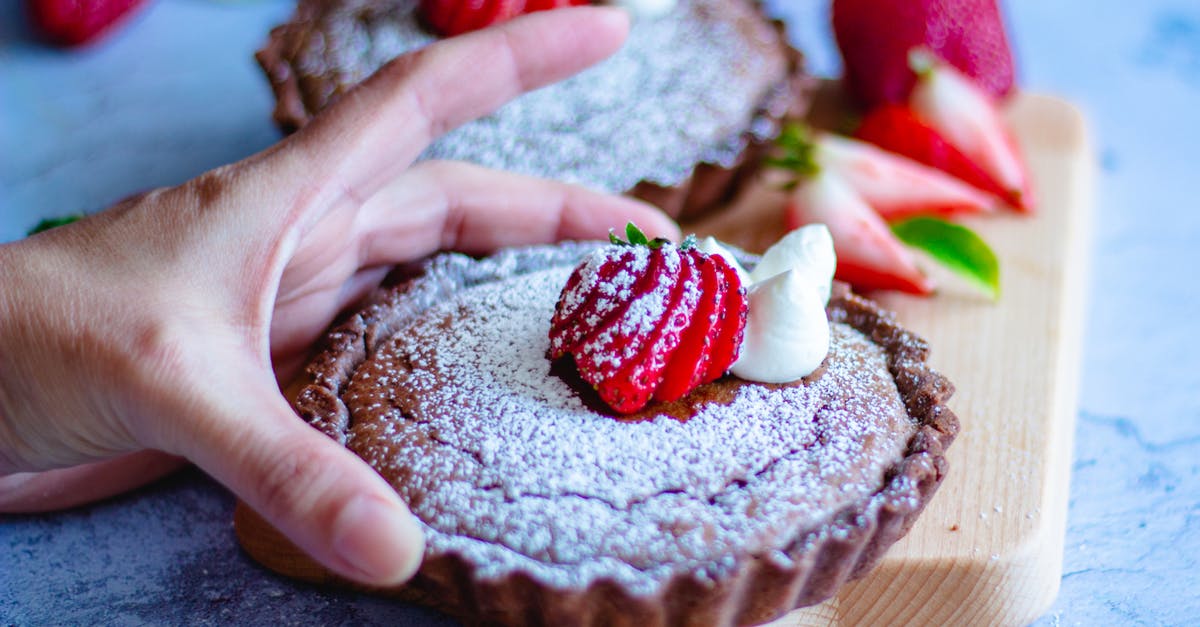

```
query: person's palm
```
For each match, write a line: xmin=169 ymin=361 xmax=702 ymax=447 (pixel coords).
xmin=0 ymin=8 xmax=676 ymax=586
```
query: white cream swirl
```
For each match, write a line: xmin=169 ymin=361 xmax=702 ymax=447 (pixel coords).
xmin=703 ymin=226 xmax=836 ymax=384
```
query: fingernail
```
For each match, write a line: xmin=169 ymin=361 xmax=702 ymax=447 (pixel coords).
xmin=586 ymin=5 xmax=634 ymax=34
xmin=332 ymin=494 xmax=425 ymax=585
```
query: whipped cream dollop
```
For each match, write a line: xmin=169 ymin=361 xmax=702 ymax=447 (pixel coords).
xmin=703 ymin=226 xmax=836 ymax=384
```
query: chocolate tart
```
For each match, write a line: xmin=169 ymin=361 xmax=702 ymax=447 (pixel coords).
xmin=263 ymin=242 xmax=959 ymax=626
xmin=256 ymin=0 xmax=814 ymax=219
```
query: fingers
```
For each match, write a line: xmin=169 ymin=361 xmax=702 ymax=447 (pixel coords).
xmin=353 ymin=160 xmax=681 ymax=265
xmin=262 ymin=7 xmax=631 ymax=222
xmin=177 ymin=374 xmax=424 ymax=586
xmin=270 ymin=265 xmax=393 ymax=383
xmin=0 ymin=451 xmax=185 ymax=513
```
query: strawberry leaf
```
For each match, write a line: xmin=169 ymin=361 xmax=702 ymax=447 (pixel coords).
xmin=765 ymin=123 xmax=821 ymax=180
xmin=611 ymin=222 xmax=667 ymax=248
xmin=890 ymin=216 xmax=1000 ymax=299
xmin=28 ymin=214 xmax=83 ymax=236
xmin=610 ymin=223 xmax=685 ymax=250
xmin=625 ymin=222 xmax=649 ymax=246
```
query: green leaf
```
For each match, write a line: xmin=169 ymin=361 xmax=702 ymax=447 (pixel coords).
xmin=28 ymin=214 xmax=83 ymax=236
xmin=766 ymin=122 xmax=821 ymax=181
xmin=625 ymin=222 xmax=649 ymax=246
xmin=890 ymin=216 xmax=1000 ymax=299
xmin=609 ymin=222 xmax=684 ymax=250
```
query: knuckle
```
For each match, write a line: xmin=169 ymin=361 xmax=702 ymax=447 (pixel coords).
xmin=123 ymin=318 xmax=191 ymax=385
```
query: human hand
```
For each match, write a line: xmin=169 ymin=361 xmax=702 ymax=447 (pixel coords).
xmin=0 ymin=7 xmax=677 ymax=586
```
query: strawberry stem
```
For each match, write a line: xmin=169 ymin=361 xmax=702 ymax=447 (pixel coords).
xmin=609 ymin=222 xmax=675 ymax=249
xmin=608 ymin=223 xmax=700 ymax=251
xmin=765 ymin=122 xmax=822 ymax=188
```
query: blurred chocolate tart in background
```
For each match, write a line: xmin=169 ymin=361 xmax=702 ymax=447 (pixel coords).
xmin=256 ymin=0 xmax=813 ymax=219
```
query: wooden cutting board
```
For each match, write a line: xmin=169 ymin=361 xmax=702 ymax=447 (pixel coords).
xmin=236 ymin=91 xmax=1092 ymax=626
xmin=729 ymin=91 xmax=1089 ymax=626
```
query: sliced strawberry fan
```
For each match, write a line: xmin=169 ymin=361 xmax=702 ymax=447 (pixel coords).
xmin=550 ymin=224 xmax=747 ymax=414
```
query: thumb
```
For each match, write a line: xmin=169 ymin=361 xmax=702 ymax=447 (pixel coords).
xmin=177 ymin=376 xmax=424 ymax=586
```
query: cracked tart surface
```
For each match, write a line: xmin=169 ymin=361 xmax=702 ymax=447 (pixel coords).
xmin=285 ymin=242 xmax=958 ymax=626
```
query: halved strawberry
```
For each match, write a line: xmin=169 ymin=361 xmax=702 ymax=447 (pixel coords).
xmin=855 ymin=104 xmax=1015 ymax=208
xmin=655 ymin=253 xmax=724 ymax=401
xmin=784 ymin=168 xmax=934 ymax=295
xmin=816 ymin=132 xmax=998 ymax=220
xmin=768 ymin=124 xmax=1005 ymax=296
xmin=909 ymin=53 xmax=1035 ymax=212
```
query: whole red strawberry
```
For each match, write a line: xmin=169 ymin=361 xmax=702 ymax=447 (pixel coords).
xmin=832 ymin=0 xmax=1016 ymax=106
xmin=26 ymin=0 xmax=149 ymax=47
xmin=420 ymin=0 xmax=588 ymax=37
xmin=549 ymin=224 xmax=747 ymax=414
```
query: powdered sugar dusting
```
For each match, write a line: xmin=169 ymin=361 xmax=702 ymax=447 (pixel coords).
xmin=292 ymin=0 xmax=788 ymax=191
xmin=549 ymin=246 xmax=649 ymax=356
xmin=578 ymin=246 xmax=681 ymax=373
xmin=341 ymin=249 xmax=918 ymax=593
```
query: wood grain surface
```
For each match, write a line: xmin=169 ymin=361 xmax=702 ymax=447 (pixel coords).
xmin=236 ymin=91 xmax=1093 ymax=626
xmin=758 ymin=91 xmax=1093 ymax=626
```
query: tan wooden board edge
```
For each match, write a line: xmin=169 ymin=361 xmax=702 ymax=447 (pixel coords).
xmin=235 ymin=91 xmax=1093 ymax=626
